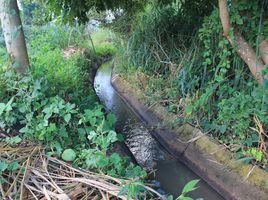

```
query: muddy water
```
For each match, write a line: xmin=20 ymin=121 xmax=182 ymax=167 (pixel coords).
xmin=94 ymin=61 xmax=224 ymax=199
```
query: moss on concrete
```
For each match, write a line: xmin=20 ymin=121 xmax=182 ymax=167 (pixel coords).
xmin=112 ymin=67 xmax=268 ymax=197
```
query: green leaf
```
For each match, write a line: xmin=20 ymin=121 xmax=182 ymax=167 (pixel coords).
xmin=61 ymin=149 xmax=76 ymax=162
xmin=5 ymin=97 xmax=14 ymax=112
xmin=89 ymin=117 xmax=96 ymax=126
xmin=107 ymin=113 xmax=117 ymax=127
xmin=94 ymin=109 xmax=103 ymax=117
xmin=110 ymin=153 xmax=121 ymax=165
xmin=86 ymin=156 xmax=97 ymax=167
xmin=78 ymin=128 xmax=86 ymax=137
xmin=177 ymin=197 xmax=193 ymax=200
xmin=218 ymin=125 xmax=227 ymax=134
xmin=97 ymin=156 xmax=109 ymax=168
xmin=7 ymin=162 xmax=20 ymax=171
xmin=185 ymin=105 xmax=193 ymax=115
xmin=88 ymin=131 xmax=97 ymax=140
xmin=107 ymin=131 xmax=118 ymax=144
xmin=182 ymin=179 xmax=199 ymax=194
xmin=50 ymin=142 xmax=63 ymax=155
xmin=5 ymin=136 xmax=22 ymax=145
xmin=64 ymin=113 xmax=71 ymax=123
xmin=0 ymin=103 xmax=5 ymax=115
xmin=19 ymin=126 xmax=29 ymax=133
xmin=167 ymin=195 xmax=174 ymax=200
xmin=0 ymin=161 xmax=8 ymax=172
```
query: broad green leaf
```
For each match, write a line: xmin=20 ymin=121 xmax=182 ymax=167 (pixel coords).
xmin=61 ymin=149 xmax=76 ymax=162
xmin=89 ymin=117 xmax=96 ymax=126
xmin=107 ymin=113 xmax=117 ymax=126
xmin=49 ymin=142 xmax=63 ymax=156
xmin=18 ymin=105 xmax=26 ymax=113
xmin=185 ymin=105 xmax=193 ymax=115
xmin=110 ymin=153 xmax=121 ymax=165
xmin=85 ymin=109 xmax=93 ymax=118
xmin=88 ymin=131 xmax=97 ymax=140
xmin=118 ymin=186 xmax=128 ymax=196
xmin=86 ymin=157 xmax=97 ymax=167
xmin=107 ymin=131 xmax=117 ymax=143
xmin=19 ymin=126 xmax=29 ymax=133
xmin=182 ymin=179 xmax=199 ymax=194
xmin=167 ymin=195 xmax=174 ymax=200
xmin=7 ymin=162 xmax=20 ymax=171
xmin=0 ymin=161 xmax=8 ymax=172
xmin=12 ymin=136 xmax=22 ymax=144
xmin=94 ymin=109 xmax=103 ymax=117
xmin=5 ymin=136 xmax=22 ymax=145
xmin=78 ymin=128 xmax=86 ymax=136
xmin=64 ymin=113 xmax=71 ymax=123
xmin=97 ymin=156 xmax=109 ymax=168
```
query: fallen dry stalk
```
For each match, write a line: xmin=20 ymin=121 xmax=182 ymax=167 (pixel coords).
xmin=0 ymin=142 xmax=163 ymax=200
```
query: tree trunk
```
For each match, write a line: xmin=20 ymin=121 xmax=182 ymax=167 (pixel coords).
xmin=218 ymin=0 xmax=268 ymax=84
xmin=260 ymin=40 xmax=268 ymax=65
xmin=0 ymin=0 xmax=29 ymax=74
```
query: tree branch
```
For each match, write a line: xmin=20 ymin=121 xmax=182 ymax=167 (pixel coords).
xmin=218 ymin=0 xmax=267 ymax=84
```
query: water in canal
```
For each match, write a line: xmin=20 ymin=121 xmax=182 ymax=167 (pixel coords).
xmin=94 ymin=60 xmax=224 ymax=199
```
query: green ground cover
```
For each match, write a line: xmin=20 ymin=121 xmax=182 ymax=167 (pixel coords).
xmin=0 ymin=25 xmax=154 ymax=199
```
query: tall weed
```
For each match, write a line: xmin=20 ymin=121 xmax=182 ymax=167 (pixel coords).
xmin=116 ymin=3 xmax=268 ymax=167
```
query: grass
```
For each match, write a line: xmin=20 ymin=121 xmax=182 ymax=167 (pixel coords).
xmin=91 ymin=28 xmax=117 ymax=57
xmin=114 ymin=4 xmax=268 ymax=169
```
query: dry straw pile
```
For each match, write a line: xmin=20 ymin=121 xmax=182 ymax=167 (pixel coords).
xmin=0 ymin=142 xmax=162 ymax=200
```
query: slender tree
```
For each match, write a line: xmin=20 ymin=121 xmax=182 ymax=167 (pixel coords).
xmin=218 ymin=0 xmax=268 ymax=84
xmin=0 ymin=0 xmax=29 ymax=74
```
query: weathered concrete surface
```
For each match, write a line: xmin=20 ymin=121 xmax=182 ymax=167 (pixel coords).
xmin=111 ymin=65 xmax=268 ymax=200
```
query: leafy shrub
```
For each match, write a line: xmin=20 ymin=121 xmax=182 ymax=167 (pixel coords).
xmin=31 ymin=49 xmax=86 ymax=96
xmin=23 ymin=25 xmax=99 ymax=104
xmin=25 ymin=25 xmax=70 ymax=50
xmin=0 ymin=70 xmax=146 ymax=179
xmin=0 ymin=24 xmax=147 ymax=184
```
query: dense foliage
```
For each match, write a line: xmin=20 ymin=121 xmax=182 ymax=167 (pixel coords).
xmin=1 ymin=0 xmax=268 ymax=198
xmin=39 ymin=0 xmax=147 ymax=23
xmin=0 ymin=24 xmax=153 ymax=198
xmin=0 ymin=22 xmax=198 ymax=199
xmin=116 ymin=0 xmax=268 ymax=168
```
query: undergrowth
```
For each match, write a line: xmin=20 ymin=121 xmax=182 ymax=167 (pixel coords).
xmin=0 ymin=25 xmax=153 ymax=199
xmin=115 ymin=1 xmax=268 ymax=169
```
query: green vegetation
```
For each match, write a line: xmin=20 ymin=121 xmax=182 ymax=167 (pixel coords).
xmin=0 ymin=24 xmax=155 ymax=199
xmin=91 ymin=28 xmax=117 ymax=57
xmin=0 ymin=22 xmax=196 ymax=198
xmin=2 ymin=0 xmax=268 ymax=198
xmin=115 ymin=1 xmax=268 ymax=169
xmin=175 ymin=180 xmax=200 ymax=200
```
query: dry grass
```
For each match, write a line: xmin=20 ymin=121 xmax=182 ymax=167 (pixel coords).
xmin=0 ymin=142 xmax=163 ymax=200
xmin=63 ymin=46 xmax=86 ymax=59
